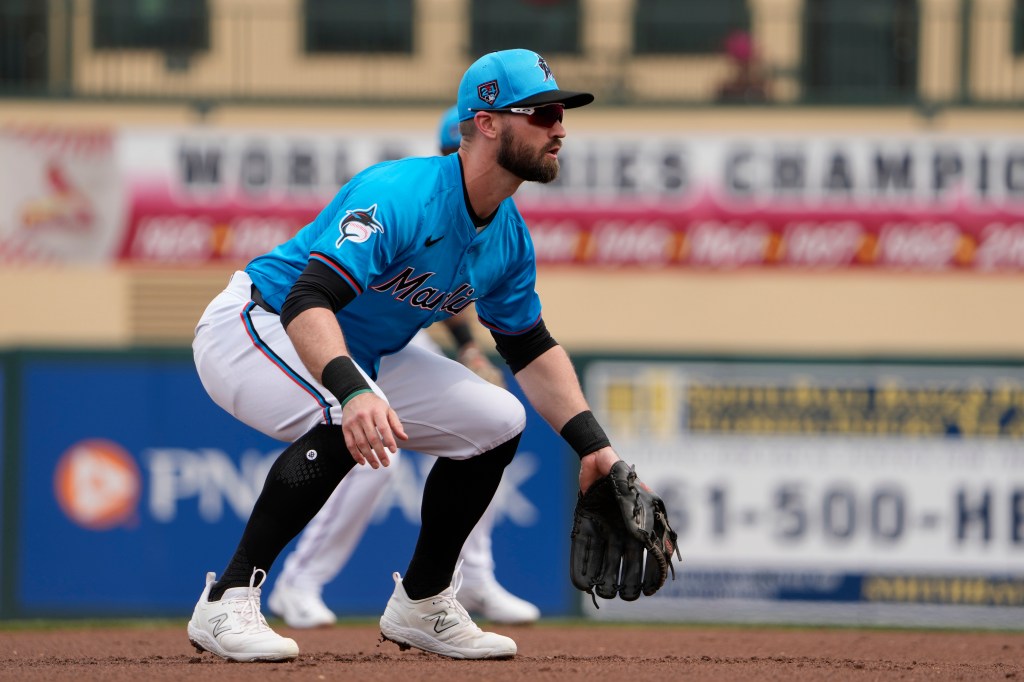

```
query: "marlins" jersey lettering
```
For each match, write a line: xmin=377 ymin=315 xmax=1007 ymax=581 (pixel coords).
xmin=371 ymin=266 xmax=476 ymax=314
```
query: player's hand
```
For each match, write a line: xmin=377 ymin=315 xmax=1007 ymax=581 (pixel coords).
xmin=458 ymin=346 xmax=506 ymax=388
xmin=340 ymin=391 xmax=408 ymax=468
xmin=579 ymin=446 xmax=621 ymax=493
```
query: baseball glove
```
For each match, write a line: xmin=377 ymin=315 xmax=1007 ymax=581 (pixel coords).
xmin=569 ymin=461 xmax=681 ymax=606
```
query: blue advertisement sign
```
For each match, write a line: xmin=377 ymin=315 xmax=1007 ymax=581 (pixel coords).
xmin=11 ymin=352 xmax=574 ymax=618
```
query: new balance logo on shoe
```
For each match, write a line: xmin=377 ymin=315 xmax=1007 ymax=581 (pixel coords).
xmin=423 ymin=610 xmax=458 ymax=633
xmin=379 ymin=571 xmax=517 ymax=659
xmin=209 ymin=613 xmax=230 ymax=637
xmin=189 ymin=569 xmax=299 ymax=662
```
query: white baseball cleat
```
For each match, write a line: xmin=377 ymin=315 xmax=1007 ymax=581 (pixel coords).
xmin=379 ymin=571 xmax=517 ymax=659
xmin=267 ymin=583 xmax=337 ymax=629
xmin=458 ymin=577 xmax=541 ymax=624
xmin=187 ymin=569 xmax=299 ymax=662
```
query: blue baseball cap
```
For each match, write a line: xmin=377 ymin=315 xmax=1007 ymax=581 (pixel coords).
xmin=456 ymin=49 xmax=594 ymax=122
xmin=437 ymin=104 xmax=461 ymax=153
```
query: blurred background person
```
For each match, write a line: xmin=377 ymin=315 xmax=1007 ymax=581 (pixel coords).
xmin=716 ymin=29 xmax=771 ymax=103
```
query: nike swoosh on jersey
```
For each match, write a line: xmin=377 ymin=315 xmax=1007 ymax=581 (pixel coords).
xmin=424 ymin=235 xmax=444 ymax=247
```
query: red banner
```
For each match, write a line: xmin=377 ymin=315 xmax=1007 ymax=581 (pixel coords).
xmin=522 ymin=195 xmax=1024 ymax=270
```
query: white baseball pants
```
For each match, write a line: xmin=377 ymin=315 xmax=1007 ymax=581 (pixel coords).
xmin=193 ymin=271 xmax=523 ymax=588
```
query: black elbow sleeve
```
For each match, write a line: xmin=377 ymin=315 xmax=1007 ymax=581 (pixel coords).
xmin=280 ymin=259 xmax=357 ymax=328
xmin=490 ymin=319 xmax=557 ymax=373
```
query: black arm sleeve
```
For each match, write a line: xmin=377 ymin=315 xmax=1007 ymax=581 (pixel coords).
xmin=490 ymin=318 xmax=558 ymax=373
xmin=446 ymin=318 xmax=476 ymax=350
xmin=280 ymin=259 xmax=358 ymax=329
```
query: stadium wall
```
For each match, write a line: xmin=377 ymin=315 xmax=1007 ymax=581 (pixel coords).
xmin=3 ymin=103 xmax=1024 ymax=356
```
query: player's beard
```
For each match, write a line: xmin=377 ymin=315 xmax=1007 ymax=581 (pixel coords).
xmin=497 ymin=127 xmax=559 ymax=183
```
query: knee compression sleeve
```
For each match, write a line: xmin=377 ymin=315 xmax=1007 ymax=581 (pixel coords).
xmin=211 ymin=424 xmax=354 ymax=599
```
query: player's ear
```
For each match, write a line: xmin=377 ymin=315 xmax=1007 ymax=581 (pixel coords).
xmin=473 ymin=111 xmax=500 ymax=140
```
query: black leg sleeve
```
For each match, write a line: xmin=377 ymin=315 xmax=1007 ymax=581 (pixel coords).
xmin=209 ymin=424 xmax=354 ymax=600
xmin=402 ymin=433 xmax=521 ymax=600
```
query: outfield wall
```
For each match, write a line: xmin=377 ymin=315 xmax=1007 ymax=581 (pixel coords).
xmin=1 ymin=350 xmax=1022 ymax=629
xmin=0 ymin=349 xmax=575 ymax=619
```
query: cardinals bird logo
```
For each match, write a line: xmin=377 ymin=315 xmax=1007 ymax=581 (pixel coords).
xmin=336 ymin=204 xmax=385 ymax=247
xmin=21 ymin=160 xmax=94 ymax=231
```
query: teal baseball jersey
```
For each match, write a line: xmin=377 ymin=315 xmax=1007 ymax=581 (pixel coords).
xmin=246 ymin=153 xmax=542 ymax=378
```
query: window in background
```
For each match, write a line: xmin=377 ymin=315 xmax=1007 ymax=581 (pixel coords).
xmin=93 ymin=0 xmax=209 ymax=51
xmin=470 ymin=0 xmax=580 ymax=57
xmin=0 ymin=0 xmax=49 ymax=89
xmin=1014 ymin=0 xmax=1024 ymax=55
xmin=803 ymin=0 xmax=918 ymax=102
xmin=305 ymin=0 xmax=414 ymax=53
xmin=634 ymin=0 xmax=750 ymax=54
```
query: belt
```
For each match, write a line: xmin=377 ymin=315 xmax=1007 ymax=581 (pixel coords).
xmin=251 ymin=283 xmax=279 ymax=315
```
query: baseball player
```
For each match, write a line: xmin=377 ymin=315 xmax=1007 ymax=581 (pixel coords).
xmin=264 ymin=105 xmax=540 ymax=629
xmin=187 ymin=48 xmax=623 ymax=662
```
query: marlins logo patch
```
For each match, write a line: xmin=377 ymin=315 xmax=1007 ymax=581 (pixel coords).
xmin=477 ymin=80 xmax=499 ymax=106
xmin=336 ymin=204 xmax=384 ymax=247
xmin=537 ymin=55 xmax=553 ymax=81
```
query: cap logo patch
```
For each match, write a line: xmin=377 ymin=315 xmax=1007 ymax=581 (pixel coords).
xmin=537 ymin=55 xmax=553 ymax=81
xmin=336 ymin=203 xmax=384 ymax=247
xmin=477 ymin=80 xmax=499 ymax=106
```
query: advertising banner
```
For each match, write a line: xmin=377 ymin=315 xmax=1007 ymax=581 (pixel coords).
xmin=0 ymin=127 xmax=125 ymax=263
xmin=520 ymin=134 xmax=1024 ymax=270
xmin=6 ymin=352 xmax=572 ymax=617
xmin=86 ymin=127 xmax=1024 ymax=270
xmin=578 ymin=358 xmax=1024 ymax=628
xmin=5 ymin=124 xmax=1024 ymax=270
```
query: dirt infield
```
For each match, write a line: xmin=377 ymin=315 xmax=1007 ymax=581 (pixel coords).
xmin=1 ymin=621 xmax=1022 ymax=681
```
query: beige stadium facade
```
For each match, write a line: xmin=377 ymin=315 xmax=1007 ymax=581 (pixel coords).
xmin=3 ymin=0 xmax=1024 ymax=358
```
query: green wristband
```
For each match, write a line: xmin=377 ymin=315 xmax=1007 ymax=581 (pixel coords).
xmin=341 ymin=388 xmax=374 ymax=408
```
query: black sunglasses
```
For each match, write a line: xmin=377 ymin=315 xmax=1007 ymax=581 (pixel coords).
xmin=469 ymin=103 xmax=565 ymax=128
